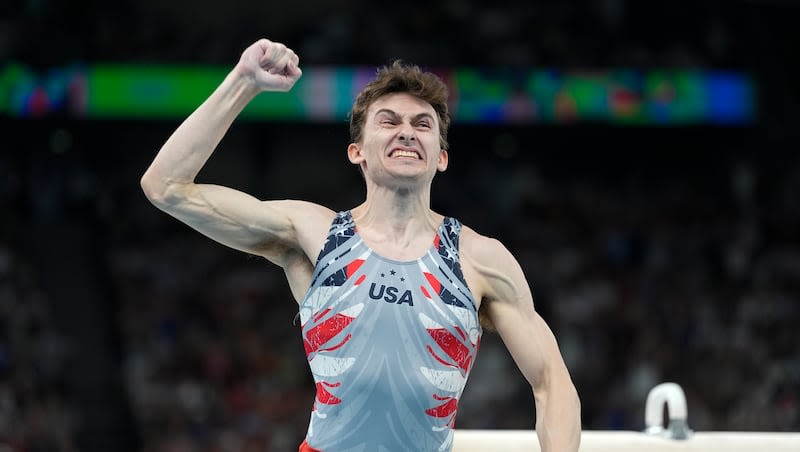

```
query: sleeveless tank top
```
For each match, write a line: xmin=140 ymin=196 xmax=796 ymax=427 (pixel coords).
xmin=298 ymin=211 xmax=482 ymax=452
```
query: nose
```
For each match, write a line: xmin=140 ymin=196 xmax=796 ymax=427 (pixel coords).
xmin=398 ymin=130 xmax=415 ymax=143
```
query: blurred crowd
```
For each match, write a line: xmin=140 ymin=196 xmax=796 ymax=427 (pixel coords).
xmin=0 ymin=153 xmax=77 ymax=450
xmin=4 ymin=0 xmax=752 ymax=69
xmin=2 ymin=0 xmax=800 ymax=451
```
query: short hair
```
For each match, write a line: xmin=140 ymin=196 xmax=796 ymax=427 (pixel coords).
xmin=349 ymin=60 xmax=451 ymax=150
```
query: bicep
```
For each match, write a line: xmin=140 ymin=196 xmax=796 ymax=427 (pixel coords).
xmin=468 ymin=237 xmax=563 ymax=389
xmin=487 ymin=299 xmax=562 ymax=390
xmin=149 ymin=182 xmax=323 ymax=264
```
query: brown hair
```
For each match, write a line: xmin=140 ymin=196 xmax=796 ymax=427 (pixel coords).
xmin=349 ymin=60 xmax=451 ymax=150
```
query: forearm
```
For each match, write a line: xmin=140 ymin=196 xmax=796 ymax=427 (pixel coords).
xmin=534 ymin=375 xmax=581 ymax=452
xmin=141 ymin=69 xmax=260 ymax=200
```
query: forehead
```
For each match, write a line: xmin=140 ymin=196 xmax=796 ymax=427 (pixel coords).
xmin=367 ymin=92 xmax=437 ymax=119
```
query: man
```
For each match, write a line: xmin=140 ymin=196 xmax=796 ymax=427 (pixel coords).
xmin=141 ymin=38 xmax=580 ymax=452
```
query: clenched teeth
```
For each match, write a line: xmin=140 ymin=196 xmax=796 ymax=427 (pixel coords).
xmin=390 ymin=150 xmax=421 ymax=159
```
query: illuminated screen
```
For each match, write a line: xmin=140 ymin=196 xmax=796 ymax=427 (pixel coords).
xmin=1 ymin=63 xmax=756 ymax=125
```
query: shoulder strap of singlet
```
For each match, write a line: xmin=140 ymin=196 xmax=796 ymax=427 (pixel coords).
xmin=314 ymin=211 xmax=356 ymax=265
xmin=307 ymin=211 xmax=359 ymax=288
xmin=436 ymin=217 xmax=466 ymax=279
xmin=431 ymin=216 xmax=478 ymax=311
xmin=440 ymin=217 xmax=461 ymax=252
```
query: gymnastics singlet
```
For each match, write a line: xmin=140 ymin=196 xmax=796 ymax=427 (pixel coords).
xmin=298 ymin=211 xmax=482 ymax=452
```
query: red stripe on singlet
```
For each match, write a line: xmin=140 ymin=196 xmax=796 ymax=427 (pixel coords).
xmin=298 ymin=439 xmax=322 ymax=452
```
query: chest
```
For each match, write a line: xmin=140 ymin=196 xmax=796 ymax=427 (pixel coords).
xmin=300 ymin=254 xmax=482 ymax=378
xmin=302 ymin=245 xmax=480 ymax=333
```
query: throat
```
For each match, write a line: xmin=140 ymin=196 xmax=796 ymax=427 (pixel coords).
xmin=350 ymin=200 xmax=443 ymax=261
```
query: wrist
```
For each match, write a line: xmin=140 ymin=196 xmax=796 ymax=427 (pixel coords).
xmin=223 ymin=69 xmax=262 ymax=106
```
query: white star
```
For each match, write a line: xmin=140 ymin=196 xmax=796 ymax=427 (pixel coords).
xmin=448 ymin=222 xmax=461 ymax=236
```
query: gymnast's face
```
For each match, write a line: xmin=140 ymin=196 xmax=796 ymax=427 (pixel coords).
xmin=347 ymin=92 xmax=448 ymax=186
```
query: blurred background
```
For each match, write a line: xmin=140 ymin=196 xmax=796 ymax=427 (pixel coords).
xmin=1 ymin=0 xmax=799 ymax=451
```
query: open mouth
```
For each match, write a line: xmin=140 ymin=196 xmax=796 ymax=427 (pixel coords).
xmin=389 ymin=149 xmax=421 ymax=159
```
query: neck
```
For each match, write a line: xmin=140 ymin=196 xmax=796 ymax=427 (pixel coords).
xmin=352 ymin=182 xmax=439 ymax=246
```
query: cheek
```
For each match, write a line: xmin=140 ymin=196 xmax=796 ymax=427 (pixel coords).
xmin=362 ymin=130 xmax=391 ymax=153
xmin=361 ymin=138 xmax=380 ymax=156
xmin=427 ymin=134 xmax=443 ymax=151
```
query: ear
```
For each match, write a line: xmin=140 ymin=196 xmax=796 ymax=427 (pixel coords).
xmin=347 ymin=143 xmax=364 ymax=164
xmin=437 ymin=149 xmax=449 ymax=172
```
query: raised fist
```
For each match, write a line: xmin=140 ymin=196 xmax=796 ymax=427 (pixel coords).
xmin=236 ymin=39 xmax=302 ymax=92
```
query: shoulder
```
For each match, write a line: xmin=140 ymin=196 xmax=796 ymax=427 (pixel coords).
xmin=458 ymin=224 xmax=515 ymax=269
xmin=261 ymin=199 xmax=337 ymax=258
xmin=273 ymin=199 xmax=337 ymax=225
xmin=457 ymin=224 xmax=529 ymax=304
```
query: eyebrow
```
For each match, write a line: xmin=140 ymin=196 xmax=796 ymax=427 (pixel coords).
xmin=374 ymin=109 xmax=435 ymax=123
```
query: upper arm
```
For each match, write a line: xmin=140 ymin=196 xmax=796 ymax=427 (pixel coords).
xmin=462 ymin=233 xmax=568 ymax=391
xmin=143 ymin=180 xmax=334 ymax=266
